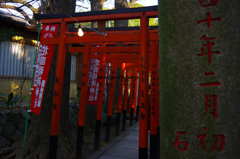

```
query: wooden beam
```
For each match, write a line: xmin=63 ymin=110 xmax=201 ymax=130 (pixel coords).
xmin=125 ymin=63 xmax=139 ymax=67
xmin=68 ymin=28 xmax=158 ymax=36
xmin=41 ymin=33 xmax=158 ymax=45
xmin=69 ymin=46 xmax=159 ymax=53
xmin=67 ymin=34 xmax=140 ymax=43
xmin=126 ymin=66 xmax=139 ymax=70
xmin=40 ymin=11 xmax=158 ymax=24
xmin=107 ymin=59 xmax=139 ymax=63
xmin=69 ymin=46 xmax=140 ymax=53
xmin=89 ymin=54 xmax=139 ymax=59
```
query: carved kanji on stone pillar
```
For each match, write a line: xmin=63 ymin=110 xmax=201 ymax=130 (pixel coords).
xmin=197 ymin=12 xmax=222 ymax=29
xmin=198 ymin=0 xmax=219 ymax=7
xmin=210 ymin=135 xmax=226 ymax=152
xmin=204 ymin=94 xmax=218 ymax=119
xmin=196 ymin=35 xmax=221 ymax=65
xmin=173 ymin=131 xmax=189 ymax=151
xmin=196 ymin=127 xmax=209 ymax=151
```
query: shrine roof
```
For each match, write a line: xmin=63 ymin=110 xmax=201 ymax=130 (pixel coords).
xmin=34 ymin=5 xmax=158 ymax=20
xmin=0 ymin=10 xmax=38 ymax=39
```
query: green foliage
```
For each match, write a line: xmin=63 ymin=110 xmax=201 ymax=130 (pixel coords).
xmin=0 ymin=88 xmax=19 ymax=109
xmin=21 ymin=95 xmax=30 ymax=102
xmin=149 ymin=18 xmax=158 ymax=26
xmin=0 ymin=28 xmax=18 ymax=42
xmin=0 ymin=92 xmax=6 ymax=96
xmin=0 ymin=96 xmax=6 ymax=102
xmin=13 ymin=94 xmax=30 ymax=106
xmin=103 ymin=7 xmax=114 ymax=27
xmin=0 ymin=88 xmax=29 ymax=109
xmin=12 ymin=94 xmax=21 ymax=106
xmin=74 ymin=23 xmax=90 ymax=28
xmin=105 ymin=20 xmax=114 ymax=28
xmin=129 ymin=2 xmax=144 ymax=8
xmin=84 ymin=138 xmax=93 ymax=144
xmin=100 ymin=141 xmax=107 ymax=147
xmin=81 ymin=22 xmax=91 ymax=28
xmin=71 ymin=96 xmax=80 ymax=105
xmin=10 ymin=110 xmax=19 ymax=116
xmin=128 ymin=3 xmax=158 ymax=27
xmin=128 ymin=18 xmax=140 ymax=27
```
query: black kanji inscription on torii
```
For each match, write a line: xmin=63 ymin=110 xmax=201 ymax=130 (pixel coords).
xmin=140 ymin=112 xmax=146 ymax=121
xmin=55 ymin=77 xmax=59 ymax=83
xmin=140 ymin=103 xmax=146 ymax=108
xmin=141 ymin=56 xmax=146 ymax=61
xmin=54 ymin=91 xmax=58 ymax=96
xmin=141 ymin=90 xmax=144 ymax=97
xmin=53 ymin=103 xmax=57 ymax=110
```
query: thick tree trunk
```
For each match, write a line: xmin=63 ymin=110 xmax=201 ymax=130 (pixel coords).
xmin=114 ymin=0 xmax=128 ymax=27
xmin=90 ymin=0 xmax=105 ymax=28
xmin=0 ymin=0 xmax=76 ymax=158
xmin=114 ymin=0 xmax=137 ymax=27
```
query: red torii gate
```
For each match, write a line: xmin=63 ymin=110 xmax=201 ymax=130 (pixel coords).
xmin=34 ymin=5 xmax=159 ymax=159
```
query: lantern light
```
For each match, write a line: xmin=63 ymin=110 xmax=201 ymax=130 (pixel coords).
xmin=78 ymin=24 xmax=84 ymax=36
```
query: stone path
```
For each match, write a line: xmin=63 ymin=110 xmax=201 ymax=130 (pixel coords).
xmin=87 ymin=122 xmax=150 ymax=159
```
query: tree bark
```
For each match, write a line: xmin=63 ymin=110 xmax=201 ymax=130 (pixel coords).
xmin=114 ymin=0 xmax=129 ymax=27
xmin=114 ymin=0 xmax=137 ymax=27
xmin=90 ymin=0 xmax=106 ymax=28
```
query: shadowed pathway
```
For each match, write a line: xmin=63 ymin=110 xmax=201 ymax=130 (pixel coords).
xmin=87 ymin=122 xmax=150 ymax=159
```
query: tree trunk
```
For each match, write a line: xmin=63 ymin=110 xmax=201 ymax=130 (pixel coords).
xmin=90 ymin=0 xmax=105 ymax=28
xmin=114 ymin=0 xmax=137 ymax=27
xmin=114 ymin=0 xmax=129 ymax=27
xmin=0 ymin=0 xmax=76 ymax=158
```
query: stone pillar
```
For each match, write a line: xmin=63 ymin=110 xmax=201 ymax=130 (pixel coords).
xmin=158 ymin=0 xmax=240 ymax=158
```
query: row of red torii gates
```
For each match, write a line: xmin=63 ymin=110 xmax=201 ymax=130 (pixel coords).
xmin=34 ymin=6 xmax=159 ymax=159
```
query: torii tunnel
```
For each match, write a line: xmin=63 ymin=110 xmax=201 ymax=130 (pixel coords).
xmin=34 ymin=5 xmax=159 ymax=159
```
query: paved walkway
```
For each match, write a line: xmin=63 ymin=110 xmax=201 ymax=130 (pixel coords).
xmin=87 ymin=122 xmax=149 ymax=159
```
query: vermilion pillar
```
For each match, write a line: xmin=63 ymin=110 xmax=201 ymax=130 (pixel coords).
xmin=133 ymin=70 xmax=139 ymax=115
xmin=94 ymin=21 xmax=106 ymax=150
xmin=76 ymin=43 xmax=91 ymax=159
xmin=94 ymin=52 xmax=106 ymax=150
xmin=105 ymin=59 xmax=117 ymax=142
xmin=136 ymin=80 xmax=140 ymax=122
xmin=156 ymin=50 xmax=160 ymax=159
xmin=139 ymin=15 xmax=149 ymax=159
xmin=130 ymin=69 xmax=138 ymax=126
xmin=116 ymin=63 xmax=125 ymax=135
xmin=129 ymin=70 xmax=134 ymax=126
xmin=49 ymin=21 xmax=67 ymax=159
xmin=122 ymin=69 xmax=129 ymax=131
xmin=150 ymin=41 xmax=158 ymax=159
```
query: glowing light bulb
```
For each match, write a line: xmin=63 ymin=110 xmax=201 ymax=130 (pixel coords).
xmin=78 ymin=28 xmax=84 ymax=36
